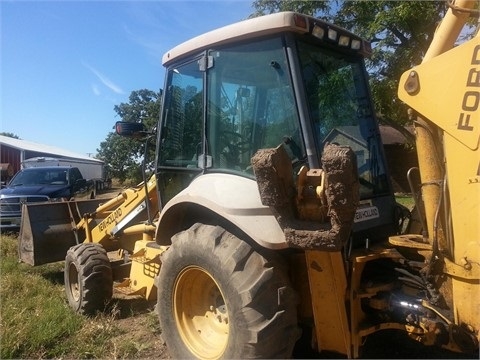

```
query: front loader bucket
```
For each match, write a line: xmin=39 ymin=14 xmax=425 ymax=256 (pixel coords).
xmin=18 ymin=199 xmax=106 ymax=266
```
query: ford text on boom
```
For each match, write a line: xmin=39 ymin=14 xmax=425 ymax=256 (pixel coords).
xmin=98 ymin=208 xmax=122 ymax=231
xmin=457 ymin=44 xmax=480 ymax=132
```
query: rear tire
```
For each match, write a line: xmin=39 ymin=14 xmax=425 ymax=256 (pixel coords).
xmin=157 ymin=223 xmax=300 ymax=359
xmin=64 ymin=243 xmax=113 ymax=315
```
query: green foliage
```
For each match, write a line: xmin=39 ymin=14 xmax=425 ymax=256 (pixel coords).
xmin=396 ymin=194 xmax=415 ymax=210
xmin=96 ymin=89 xmax=161 ymax=183
xmin=250 ymin=1 xmax=474 ymax=128
xmin=97 ymin=132 xmax=140 ymax=183
xmin=332 ymin=1 xmax=448 ymax=126
xmin=0 ymin=132 xmax=20 ymax=139
xmin=0 ymin=234 xmax=157 ymax=359
xmin=0 ymin=235 xmax=83 ymax=358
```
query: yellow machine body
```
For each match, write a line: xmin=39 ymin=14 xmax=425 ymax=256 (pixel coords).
xmin=115 ymin=239 xmax=167 ymax=300
xmin=397 ymin=0 xmax=480 ymax=343
xmin=19 ymin=174 xmax=159 ymax=264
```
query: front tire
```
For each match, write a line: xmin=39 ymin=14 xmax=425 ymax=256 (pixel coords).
xmin=64 ymin=243 xmax=113 ymax=315
xmin=157 ymin=223 xmax=300 ymax=359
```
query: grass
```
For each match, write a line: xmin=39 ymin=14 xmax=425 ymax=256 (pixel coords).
xmin=0 ymin=232 xmax=158 ymax=359
xmin=395 ymin=194 xmax=415 ymax=210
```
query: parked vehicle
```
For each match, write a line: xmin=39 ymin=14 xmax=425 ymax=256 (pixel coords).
xmin=0 ymin=166 xmax=94 ymax=230
xmin=22 ymin=157 xmax=110 ymax=191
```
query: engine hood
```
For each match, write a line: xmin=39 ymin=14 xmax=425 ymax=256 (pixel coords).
xmin=0 ymin=185 xmax=70 ymax=199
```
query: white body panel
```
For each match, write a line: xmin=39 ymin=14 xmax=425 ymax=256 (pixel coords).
xmin=159 ymin=173 xmax=287 ymax=249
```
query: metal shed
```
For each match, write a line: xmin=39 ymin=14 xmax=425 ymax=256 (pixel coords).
xmin=0 ymin=135 xmax=104 ymax=184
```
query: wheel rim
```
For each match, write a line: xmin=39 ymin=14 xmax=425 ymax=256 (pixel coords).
xmin=174 ymin=266 xmax=229 ymax=359
xmin=68 ymin=262 xmax=80 ymax=302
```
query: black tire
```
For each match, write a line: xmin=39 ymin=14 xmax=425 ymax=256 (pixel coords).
xmin=64 ymin=243 xmax=113 ymax=315
xmin=156 ymin=223 xmax=300 ymax=359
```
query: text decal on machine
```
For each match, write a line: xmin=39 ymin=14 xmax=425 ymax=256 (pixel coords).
xmin=354 ymin=206 xmax=379 ymax=223
xmin=457 ymin=44 xmax=480 ymax=132
xmin=98 ymin=208 xmax=123 ymax=231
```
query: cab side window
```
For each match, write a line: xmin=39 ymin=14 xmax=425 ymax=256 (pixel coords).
xmin=157 ymin=59 xmax=204 ymax=204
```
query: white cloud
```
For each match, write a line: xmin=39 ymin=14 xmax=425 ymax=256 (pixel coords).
xmin=91 ymin=83 xmax=101 ymax=96
xmin=123 ymin=24 xmax=165 ymax=60
xmin=82 ymin=61 xmax=125 ymax=94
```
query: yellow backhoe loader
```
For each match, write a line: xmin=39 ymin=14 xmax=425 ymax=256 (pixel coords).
xmin=18 ymin=1 xmax=479 ymax=358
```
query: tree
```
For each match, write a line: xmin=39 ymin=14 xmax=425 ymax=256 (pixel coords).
xmin=331 ymin=1 xmax=447 ymax=129
xmin=250 ymin=1 xmax=472 ymax=133
xmin=0 ymin=132 xmax=20 ymax=139
xmin=96 ymin=89 xmax=161 ymax=183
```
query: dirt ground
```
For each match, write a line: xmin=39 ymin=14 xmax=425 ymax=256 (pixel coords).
xmin=95 ymin=186 xmax=124 ymax=200
xmin=107 ymin=297 xmax=172 ymax=359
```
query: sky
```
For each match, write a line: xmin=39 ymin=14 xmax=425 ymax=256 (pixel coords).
xmin=1 ymin=0 xmax=254 ymax=158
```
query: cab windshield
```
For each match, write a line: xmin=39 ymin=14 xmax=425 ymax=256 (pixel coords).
xmin=297 ymin=39 xmax=390 ymax=198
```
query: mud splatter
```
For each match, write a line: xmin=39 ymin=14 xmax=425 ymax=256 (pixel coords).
xmin=252 ymin=143 xmax=359 ymax=251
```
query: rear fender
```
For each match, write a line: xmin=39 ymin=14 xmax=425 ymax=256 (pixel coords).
xmin=155 ymin=173 xmax=287 ymax=249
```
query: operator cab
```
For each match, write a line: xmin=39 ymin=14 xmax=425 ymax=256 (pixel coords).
xmin=156 ymin=12 xmax=398 ymax=245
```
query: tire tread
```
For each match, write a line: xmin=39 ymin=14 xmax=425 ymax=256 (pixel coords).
xmin=157 ymin=223 xmax=300 ymax=358
xmin=65 ymin=243 xmax=113 ymax=315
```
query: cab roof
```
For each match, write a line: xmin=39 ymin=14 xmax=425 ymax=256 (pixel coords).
xmin=162 ymin=12 xmax=368 ymax=66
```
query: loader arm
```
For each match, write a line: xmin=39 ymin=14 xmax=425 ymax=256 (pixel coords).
xmin=394 ymin=0 xmax=480 ymax=352
xmin=19 ymin=174 xmax=159 ymax=266
xmin=78 ymin=174 xmax=158 ymax=245
xmin=399 ymin=0 xmax=479 ymax=246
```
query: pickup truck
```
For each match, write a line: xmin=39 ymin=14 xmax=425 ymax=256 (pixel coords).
xmin=0 ymin=166 xmax=95 ymax=230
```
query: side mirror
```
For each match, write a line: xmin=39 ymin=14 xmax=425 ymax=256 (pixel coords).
xmin=115 ymin=121 xmax=148 ymax=139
